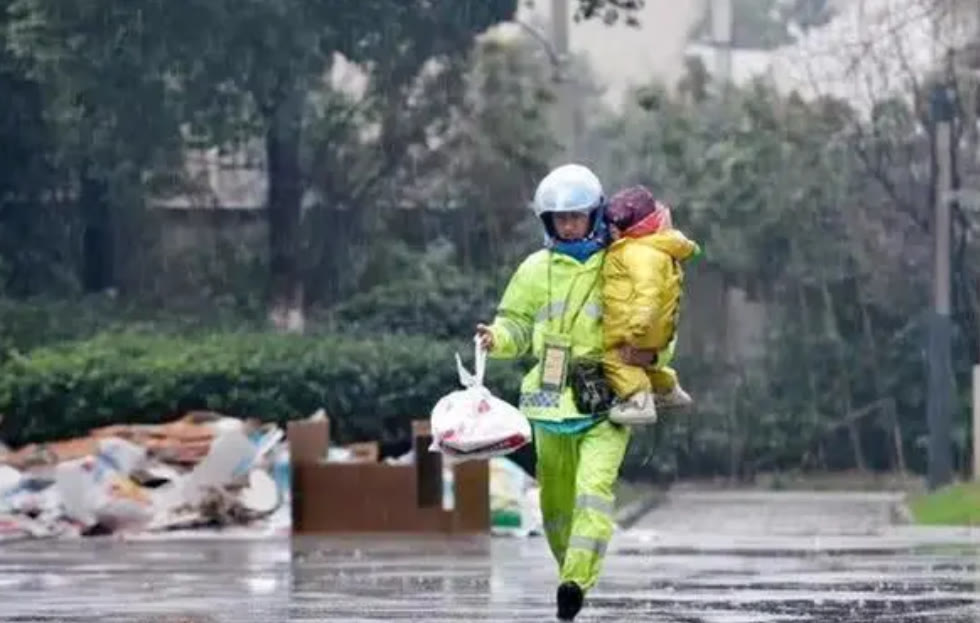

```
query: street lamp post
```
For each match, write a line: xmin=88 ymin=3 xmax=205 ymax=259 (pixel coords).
xmin=926 ymin=73 xmax=956 ymax=491
xmin=514 ymin=0 xmax=576 ymax=160
xmin=711 ymin=0 xmax=733 ymax=82
xmin=551 ymin=0 xmax=575 ymax=158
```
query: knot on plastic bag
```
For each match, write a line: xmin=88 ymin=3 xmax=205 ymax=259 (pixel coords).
xmin=455 ymin=336 xmax=488 ymax=388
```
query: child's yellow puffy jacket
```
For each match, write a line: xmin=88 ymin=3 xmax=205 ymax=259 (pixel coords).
xmin=602 ymin=228 xmax=699 ymax=350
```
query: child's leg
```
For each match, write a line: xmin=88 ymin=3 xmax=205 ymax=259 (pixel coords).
xmin=603 ymin=348 xmax=657 ymax=424
xmin=647 ymin=338 xmax=693 ymax=409
xmin=647 ymin=365 xmax=679 ymax=394
xmin=648 ymin=365 xmax=692 ymax=409
xmin=646 ymin=337 xmax=678 ymax=394
xmin=602 ymin=348 xmax=652 ymax=399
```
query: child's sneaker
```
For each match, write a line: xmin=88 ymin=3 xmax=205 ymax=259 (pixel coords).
xmin=655 ymin=385 xmax=693 ymax=410
xmin=609 ymin=391 xmax=657 ymax=425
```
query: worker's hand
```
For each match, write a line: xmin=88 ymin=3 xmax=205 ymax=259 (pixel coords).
xmin=619 ymin=345 xmax=656 ymax=367
xmin=475 ymin=323 xmax=495 ymax=352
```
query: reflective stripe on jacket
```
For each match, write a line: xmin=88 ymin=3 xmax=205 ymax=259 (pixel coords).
xmin=488 ymin=249 xmax=605 ymax=422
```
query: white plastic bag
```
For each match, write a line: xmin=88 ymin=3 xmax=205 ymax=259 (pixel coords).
xmin=55 ymin=455 xmax=154 ymax=529
xmin=96 ymin=437 xmax=147 ymax=474
xmin=53 ymin=437 xmax=154 ymax=529
xmin=152 ymin=428 xmax=258 ymax=512
xmin=429 ymin=338 xmax=531 ymax=463
xmin=0 ymin=465 xmax=21 ymax=498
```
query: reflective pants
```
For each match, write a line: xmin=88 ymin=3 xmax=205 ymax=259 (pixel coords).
xmin=534 ymin=419 xmax=631 ymax=591
xmin=603 ymin=337 xmax=678 ymax=398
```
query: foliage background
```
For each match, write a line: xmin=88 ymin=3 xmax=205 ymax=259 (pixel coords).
xmin=1 ymin=0 xmax=976 ymax=482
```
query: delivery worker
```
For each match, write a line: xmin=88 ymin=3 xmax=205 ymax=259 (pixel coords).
xmin=475 ymin=163 xmax=640 ymax=621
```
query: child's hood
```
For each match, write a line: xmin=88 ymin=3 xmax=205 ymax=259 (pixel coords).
xmin=634 ymin=229 xmax=701 ymax=261
xmin=620 ymin=210 xmax=700 ymax=261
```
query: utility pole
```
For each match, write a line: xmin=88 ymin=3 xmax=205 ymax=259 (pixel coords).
xmin=551 ymin=0 xmax=575 ymax=158
xmin=711 ymin=0 xmax=733 ymax=83
xmin=927 ymin=54 xmax=956 ymax=491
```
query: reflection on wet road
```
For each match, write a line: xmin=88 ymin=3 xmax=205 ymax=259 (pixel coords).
xmin=2 ymin=491 xmax=980 ymax=621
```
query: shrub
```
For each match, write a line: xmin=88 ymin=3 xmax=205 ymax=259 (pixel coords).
xmin=0 ymin=331 xmax=524 ymax=447
xmin=328 ymin=270 xmax=501 ymax=339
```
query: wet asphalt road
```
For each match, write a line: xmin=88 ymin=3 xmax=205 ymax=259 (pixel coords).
xmin=3 ymin=490 xmax=980 ymax=622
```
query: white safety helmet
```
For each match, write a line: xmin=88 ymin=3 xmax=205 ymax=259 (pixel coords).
xmin=531 ymin=163 xmax=605 ymax=218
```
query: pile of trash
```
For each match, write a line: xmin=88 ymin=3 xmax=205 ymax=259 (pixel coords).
xmin=0 ymin=409 xmax=544 ymax=541
xmin=0 ymin=411 xmax=291 ymax=541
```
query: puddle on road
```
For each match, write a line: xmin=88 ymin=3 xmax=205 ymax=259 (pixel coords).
xmin=591 ymin=595 xmax=980 ymax=622
xmin=5 ymin=535 xmax=980 ymax=622
xmin=601 ymin=540 xmax=980 ymax=622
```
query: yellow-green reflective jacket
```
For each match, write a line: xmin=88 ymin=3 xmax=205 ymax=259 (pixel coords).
xmin=487 ymin=249 xmax=604 ymax=422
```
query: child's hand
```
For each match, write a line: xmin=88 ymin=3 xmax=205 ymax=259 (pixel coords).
xmin=475 ymin=324 xmax=495 ymax=352
xmin=619 ymin=345 xmax=656 ymax=366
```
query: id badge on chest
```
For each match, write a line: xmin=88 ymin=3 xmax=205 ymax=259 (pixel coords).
xmin=540 ymin=331 xmax=572 ymax=394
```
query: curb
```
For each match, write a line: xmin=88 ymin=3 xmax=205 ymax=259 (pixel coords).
xmin=616 ymin=488 xmax=666 ymax=530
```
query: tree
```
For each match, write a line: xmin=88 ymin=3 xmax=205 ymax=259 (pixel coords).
xmin=585 ymin=59 xmax=938 ymax=477
xmin=519 ymin=1 xmax=644 ymax=26
xmin=574 ymin=0 xmax=644 ymax=25
xmin=170 ymin=1 xmax=518 ymax=330
xmin=0 ymin=0 xmax=66 ymax=295
xmin=384 ymin=30 xmax=563 ymax=273
xmin=6 ymin=0 xmax=195 ymax=294
xmin=6 ymin=0 xmax=518 ymax=322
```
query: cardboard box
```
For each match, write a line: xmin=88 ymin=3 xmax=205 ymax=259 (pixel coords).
xmin=344 ymin=441 xmax=379 ymax=463
xmin=288 ymin=415 xmax=489 ymax=534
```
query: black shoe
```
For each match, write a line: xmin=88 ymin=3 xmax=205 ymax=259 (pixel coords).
xmin=556 ymin=581 xmax=584 ymax=621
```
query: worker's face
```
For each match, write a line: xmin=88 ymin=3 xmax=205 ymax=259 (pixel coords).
xmin=552 ymin=212 xmax=590 ymax=241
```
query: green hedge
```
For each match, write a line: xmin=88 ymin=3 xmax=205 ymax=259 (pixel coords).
xmin=0 ymin=331 xmax=525 ymax=447
xmin=329 ymin=271 xmax=500 ymax=339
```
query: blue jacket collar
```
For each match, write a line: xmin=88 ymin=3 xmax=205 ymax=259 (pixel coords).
xmin=550 ymin=237 xmax=605 ymax=262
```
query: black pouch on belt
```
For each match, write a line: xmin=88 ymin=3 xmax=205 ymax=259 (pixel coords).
xmin=568 ymin=360 xmax=616 ymax=415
